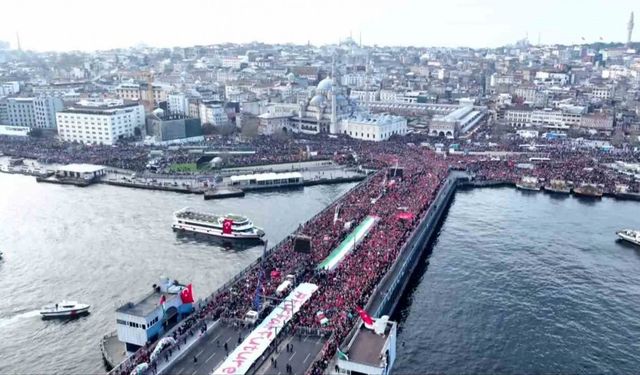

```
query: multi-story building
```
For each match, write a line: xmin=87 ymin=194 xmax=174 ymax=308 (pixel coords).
xmin=167 ymin=93 xmax=189 ymax=115
xmin=115 ymin=83 xmax=170 ymax=104
xmin=198 ymin=101 xmax=228 ymax=126
xmin=0 ymin=100 xmax=8 ymax=124
xmin=379 ymin=90 xmax=399 ymax=103
xmin=1 ymin=96 xmax=63 ymax=129
xmin=350 ymin=89 xmax=378 ymax=103
xmin=34 ymin=96 xmax=64 ymax=129
xmin=4 ymin=98 xmax=36 ymax=128
xmin=258 ymin=112 xmax=293 ymax=135
xmin=503 ymin=106 xmax=584 ymax=129
xmin=429 ymin=106 xmax=486 ymax=138
xmin=579 ymin=113 xmax=614 ymax=132
xmin=341 ymin=73 xmax=366 ymax=87
xmin=0 ymin=81 xmax=20 ymax=96
xmin=589 ymin=86 xmax=613 ymax=101
xmin=56 ymin=99 xmax=145 ymax=145
xmin=147 ymin=112 xmax=202 ymax=142
xmin=341 ymin=114 xmax=408 ymax=141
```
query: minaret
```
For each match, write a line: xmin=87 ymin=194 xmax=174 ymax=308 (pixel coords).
xmin=16 ymin=32 xmax=21 ymax=51
xmin=330 ymin=55 xmax=338 ymax=134
xmin=364 ymin=57 xmax=370 ymax=113
xmin=628 ymin=12 xmax=634 ymax=47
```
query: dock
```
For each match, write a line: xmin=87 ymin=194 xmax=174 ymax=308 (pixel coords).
xmin=204 ymin=186 xmax=245 ymax=199
xmin=100 ymin=332 xmax=127 ymax=370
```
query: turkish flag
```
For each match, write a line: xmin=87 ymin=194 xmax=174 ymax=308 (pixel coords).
xmin=222 ymin=218 xmax=233 ymax=234
xmin=355 ymin=306 xmax=375 ymax=328
xmin=180 ymin=284 xmax=195 ymax=304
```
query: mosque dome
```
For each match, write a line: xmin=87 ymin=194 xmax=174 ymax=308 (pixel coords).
xmin=316 ymin=77 xmax=333 ymax=92
xmin=287 ymin=72 xmax=296 ymax=82
xmin=309 ymin=94 xmax=325 ymax=106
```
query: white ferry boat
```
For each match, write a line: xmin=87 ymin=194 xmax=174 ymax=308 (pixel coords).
xmin=616 ymin=229 xmax=640 ymax=247
xmin=40 ymin=301 xmax=90 ymax=319
xmin=172 ymin=207 xmax=265 ymax=240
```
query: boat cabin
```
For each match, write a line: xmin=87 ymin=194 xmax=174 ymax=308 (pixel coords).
xmin=229 ymin=172 xmax=303 ymax=189
xmin=114 ymin=277 xmax=193 ymax=353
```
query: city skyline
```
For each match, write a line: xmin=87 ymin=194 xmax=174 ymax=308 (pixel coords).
xmin=1 ymin=0 xmax=639 ymax=52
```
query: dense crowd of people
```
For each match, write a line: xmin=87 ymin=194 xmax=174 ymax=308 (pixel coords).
xmin=9 ymin=132 xmax=636 ymax=375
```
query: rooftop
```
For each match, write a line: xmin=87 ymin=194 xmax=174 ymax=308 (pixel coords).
xmin=230 ymin=171 xmax=303 ymax=182
xmin=348 ymin=324 xmax=392 ymax=367
xmin=116 ymin=290 xmax=177 ymax=317
xmin=56 ymin=164 xmax=106 ymax=173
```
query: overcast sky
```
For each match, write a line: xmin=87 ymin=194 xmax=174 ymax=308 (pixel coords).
xmin=1 ymin=0 xmax=637 ymax=51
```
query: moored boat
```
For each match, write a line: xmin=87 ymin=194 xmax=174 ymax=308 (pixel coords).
xmin=573 ymin=183 xmax=603 ymax=198
xmin=544 ymin=179 xmax=571 ymax=194
xmin=616 ymin=229 xmax=640 ymax=247
xmin=40 ymin=301 xmax=90 ymax=319
xmin=172 ymin=207 xmax=265 ymax=240
xmin=516 ymin=176 xmax=541 ymax=191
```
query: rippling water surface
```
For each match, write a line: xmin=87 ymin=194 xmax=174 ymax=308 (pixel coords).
xmin=395 ymin=187 xmax=640 ymax=374
xmin=0 ymin=173 xmax=355 ymax=374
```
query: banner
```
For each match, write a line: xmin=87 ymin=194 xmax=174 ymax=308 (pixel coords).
xmin=213 ymin=283 xmax=318 ymax=375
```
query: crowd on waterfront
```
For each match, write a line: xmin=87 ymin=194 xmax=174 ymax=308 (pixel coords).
xmin=30 ymin=132 xmax=634 ymax=375
xmin=468 ymin=152 xmax=640 ymax=193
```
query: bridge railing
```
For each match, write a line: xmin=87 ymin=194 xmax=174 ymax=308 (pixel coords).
xmin=338 ymin=173 xmax=466 ymax=354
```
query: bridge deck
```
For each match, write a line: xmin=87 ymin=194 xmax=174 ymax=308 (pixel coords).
xmin=163 ymin=323 xmax=252 ymax=375
xmin=254 ymin=334 xmax=326 ymax=375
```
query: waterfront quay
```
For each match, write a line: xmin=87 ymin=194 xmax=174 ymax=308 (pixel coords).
xmin=0 ymin=157 xmax=366 ymax=196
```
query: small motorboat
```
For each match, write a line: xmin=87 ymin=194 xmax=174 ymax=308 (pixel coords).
xmin=40 ymin=301 xmax=90 ymax=319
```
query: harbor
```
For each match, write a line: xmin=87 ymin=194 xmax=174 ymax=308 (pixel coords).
xmin=0 ymin=157 xmax=366 ymax=198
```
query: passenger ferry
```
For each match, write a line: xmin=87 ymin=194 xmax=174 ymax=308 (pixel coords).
xmin=516 ymin=176 xmax=541 ymax=191
xmin=573 ymin=183 xmax=603 ymax=198
xmin=544 ymin=179 xmax=571 ymax=194
xmin=616 ymin=229 xmax=640 ymax=247
xmin=172 ymin=207 xmax=265 ymax=240
xmin=229 ymin=172 xmax=303 ymax=191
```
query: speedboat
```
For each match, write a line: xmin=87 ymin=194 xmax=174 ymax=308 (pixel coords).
xmin=40 ymin=301 xmax=90 ymax=319
xmin=616 ymin=229 xmax=640 ymax=247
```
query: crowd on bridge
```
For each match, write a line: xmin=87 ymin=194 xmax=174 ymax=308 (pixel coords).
xmin=49 ymin=132 xmax=636 ymax=375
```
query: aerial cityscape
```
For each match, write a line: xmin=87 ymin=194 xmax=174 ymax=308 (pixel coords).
xmin=1 ymin=1 xmax=640 ymax=375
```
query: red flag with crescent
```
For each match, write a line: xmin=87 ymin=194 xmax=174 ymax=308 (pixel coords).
xmin=222 ymin=218 xmax=233 ymax=234
xmin=356 ymin=306 xmax=375 ymax=328
xmin=180 ymin=284 xmax=195 ymax=304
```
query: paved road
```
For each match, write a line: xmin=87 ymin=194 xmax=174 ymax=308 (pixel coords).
xmin=163 ymin=323 xmax=251 ymax=375
xmin=255 ymin=334 xmax=326 ymax=375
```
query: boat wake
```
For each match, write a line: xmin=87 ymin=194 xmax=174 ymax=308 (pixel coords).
xmin=0 ymin=310 xmax=40 ymax=329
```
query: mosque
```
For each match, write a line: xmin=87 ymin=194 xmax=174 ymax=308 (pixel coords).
xmin=260 ymin=59 xmax=408 ymax=141
xmin=292 ymin=74 xmax=356 ymax=134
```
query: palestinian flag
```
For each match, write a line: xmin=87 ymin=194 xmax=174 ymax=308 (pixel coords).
xmin=337 ymin=348 xmax=349 ymax=360
xmin=159 ymin=295 xmax=167 ymax=318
